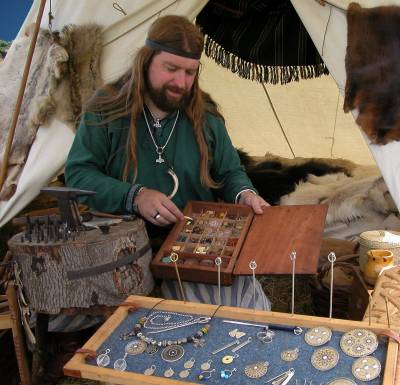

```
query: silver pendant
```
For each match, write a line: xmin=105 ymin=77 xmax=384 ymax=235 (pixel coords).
xmin=281 ymin=347 xmax=299 ymax=362
xmin=113 ymin=353 xmax=127 ymax=371
xmin=153 ymin=119 xmax=161 ymax=129
xmin=156 ymin=154 xmax=164 ymax=163
xmin=200 ymin=359 xmax=212 ymax=370
xmin=144 ymin=365 xmax=156 ymax=376
xmin=156 ymin=148 xmax=164 ymax=163
xmin=179 ymin=369 xmax=191 ymax=378
xmin=96 ymin=348 xmax=110 ymax=367
xmin=164 ymin=367 xmax=174 ymax=378
xmin=184 ymin=357 xmax=195 ymax=369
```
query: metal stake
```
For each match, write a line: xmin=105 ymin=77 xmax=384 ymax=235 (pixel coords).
xmin=249 ymin=260 xmax=257 ymax=311
xmin=290 ymin=251 xmax=296 ymax=314
xmin=170 ymin=252 xmax=186 ymax=302
xmin=328 ymin=252 xmax=336 ymax=319
xmin=215 ymin=257 xmax=222 ymax=305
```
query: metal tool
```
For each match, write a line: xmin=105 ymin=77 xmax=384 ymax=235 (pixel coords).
xmin=212 ymin=339 xmax=240 ymax=354
xmin=231 ymin=337 xmax=252 ymax=352
xmin=265 ymin=368 xmax=295 ymax=385
xmin=222 ymin=320 xmax=303 ymax=335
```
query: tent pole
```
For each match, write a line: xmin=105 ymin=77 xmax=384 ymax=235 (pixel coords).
xmin=0 ymin=0 xmax=47 ymax=194
xmin=261 ymin=82 xmax=296 ymax=158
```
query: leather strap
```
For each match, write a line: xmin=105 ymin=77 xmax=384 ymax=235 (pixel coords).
xmin=66 ymin=243 xmax=151 ymax=280
xmin=378 ymin=329 xmax=400 ymax=344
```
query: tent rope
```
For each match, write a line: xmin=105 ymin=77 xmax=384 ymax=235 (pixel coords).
xmin=330 ymin=89 xmax=340 ymax=158
xmin=261 ymin=82 xmax=296 ymax=158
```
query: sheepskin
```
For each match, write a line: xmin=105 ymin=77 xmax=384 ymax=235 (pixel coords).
xmin=0 ymin=30 xmax=68 ymax=201
xmin=0 ymin=24 xmax=102 ymax=201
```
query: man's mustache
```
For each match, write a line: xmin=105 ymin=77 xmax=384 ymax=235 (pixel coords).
xmin=166 ymin=85 xmax=186 ymax=95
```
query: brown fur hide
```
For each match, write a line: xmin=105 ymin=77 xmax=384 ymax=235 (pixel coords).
xmin=0 ymin=24 xmax=102 ymax=201
xmin=344 ymin=3 xmax=400 ymax=144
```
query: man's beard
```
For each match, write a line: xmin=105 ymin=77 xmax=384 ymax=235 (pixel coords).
xmin=146 ymin=81 xmax=191 ymax=113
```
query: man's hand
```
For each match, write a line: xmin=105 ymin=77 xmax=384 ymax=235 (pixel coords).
xmin=135 ymin=188 xmax=184 ymax=226
xmin=239 ymin=191 xmax=270 ymax=214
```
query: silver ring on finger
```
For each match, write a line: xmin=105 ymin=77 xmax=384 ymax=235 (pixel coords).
xmin=154 ymin=213 xmax=161 ymax=220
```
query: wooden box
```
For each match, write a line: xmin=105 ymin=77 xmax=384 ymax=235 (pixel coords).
xmin=151 ymin=202 xmax=328 ymax=285
xmin=64 ymin=295 xmax=399 ymax=385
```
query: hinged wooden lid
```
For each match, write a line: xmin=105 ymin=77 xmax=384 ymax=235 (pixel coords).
xmin=233 ymin=204 xmax=328 ymax=275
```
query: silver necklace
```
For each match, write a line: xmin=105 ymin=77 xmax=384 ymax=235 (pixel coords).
xmin=143 ymin=107 xmax=179 ymax=164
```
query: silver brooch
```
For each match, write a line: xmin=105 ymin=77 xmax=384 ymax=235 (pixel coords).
xmin=311 ymin=347 xmax=339 ymax=371
xmin=340 ymin=329 xmax=378 ymax=357
xmin=161 ymin=344 xmax=185 ymax=362
xmin=304 ymin=326 xmax=332 ymax=346
xmin=352 ymin=356 xmax=381 ymax=381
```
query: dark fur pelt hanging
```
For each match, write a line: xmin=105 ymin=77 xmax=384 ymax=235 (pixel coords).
xmin=237 ymin=149 xmax=351 ymax=205
xmin=344 ymin=3 xmax=400 ymax=144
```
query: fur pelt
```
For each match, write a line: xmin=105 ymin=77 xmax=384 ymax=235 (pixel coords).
xmin=280 ymin=173 xmax=397 ymax=226
xmin=0 ymin=30 xmax=69 ymax=200
xmin=0 ymin=24 xmax=103 ymax=201
xmin=56 ymin=24 xmax=103 ymax=123
xmin=344 ymin=3 xmax=400 ymax=144
xmin=237 ymin=149 xmax=378 ymax=205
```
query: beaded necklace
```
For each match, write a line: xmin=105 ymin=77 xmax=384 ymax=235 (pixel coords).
xmin=120 ymin=300 xmax=221 ymax=347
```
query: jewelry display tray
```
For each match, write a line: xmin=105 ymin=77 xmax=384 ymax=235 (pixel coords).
xmin=151 ymin=201 xmax=328 ymax=285
xmin=64 ymin=295 xmax=398 ymax=385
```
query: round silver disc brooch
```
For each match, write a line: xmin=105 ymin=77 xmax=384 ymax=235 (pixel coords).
xmin=340 ymin=329 xmax=378 ymax=357
xmin=125 ymin=339 xmax=147 ymax=355
xmin=161 ymin=344 xmax=185 ymax=362
xmin=244 ymin=361 xmax=269 ymax=379
xmin=304 ymin=326 xmax=332 ymax=346
xmin=327 ymin=378 xmax=358 ymax=385
xmin=352 ymin=356 xmax=381 ymax=381
xmin=311 ymin=347 xmax=339 ymax=371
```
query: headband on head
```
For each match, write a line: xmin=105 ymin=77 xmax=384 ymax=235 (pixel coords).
xmin=145 ymin=39 xmax=202 ymax=60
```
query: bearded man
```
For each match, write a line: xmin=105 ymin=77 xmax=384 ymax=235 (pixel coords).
xmin=65 ymin=15 xmax=270 ymax=310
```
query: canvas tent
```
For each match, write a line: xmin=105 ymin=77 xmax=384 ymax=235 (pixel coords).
xmin=0 ymin=0 xmax=399 ymax=228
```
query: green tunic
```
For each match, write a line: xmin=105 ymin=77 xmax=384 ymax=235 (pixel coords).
xmin=65 ymin=110 xmax=255 ymax=213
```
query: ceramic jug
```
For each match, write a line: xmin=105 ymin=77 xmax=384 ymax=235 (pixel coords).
xmin=363 ymin=249 xmax=394 ymax=285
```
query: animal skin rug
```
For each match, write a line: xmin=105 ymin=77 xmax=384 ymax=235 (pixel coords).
xmin=0 ymin=24 xmax=102 ymax=201
xmin=344 ymin=3 xmax=400 ymax=144
xmin=280 ymin=172 xmax=399 ymax=238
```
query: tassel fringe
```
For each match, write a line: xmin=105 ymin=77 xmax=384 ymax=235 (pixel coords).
xmin=204 ymin=35 xmax=329 ymax=85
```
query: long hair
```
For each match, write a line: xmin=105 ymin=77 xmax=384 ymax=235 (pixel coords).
xmin=85 ymin=15 xmax=221 ymax=188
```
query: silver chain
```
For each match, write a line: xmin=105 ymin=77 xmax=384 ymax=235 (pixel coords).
xmin=143 ymin=107 xmax=179 ymax=163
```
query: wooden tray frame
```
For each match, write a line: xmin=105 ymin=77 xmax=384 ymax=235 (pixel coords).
xmin=64 ymin=295 xmax=399 ymax=385
xmin=151 ymin=201 xmax=253 ymax=285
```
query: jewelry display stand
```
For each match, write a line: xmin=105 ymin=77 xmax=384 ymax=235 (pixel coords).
xmin=64 ymin=295 xmax=398 ymax=385
xmin=151 ymin=202 xmax=328 ymax=285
